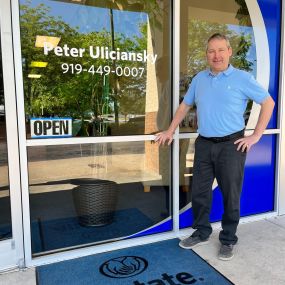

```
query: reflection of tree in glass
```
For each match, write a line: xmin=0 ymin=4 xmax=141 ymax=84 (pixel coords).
xmin=77 ymin=0 xmax=163 ymax=31
xmin=116 ymin=23 xmax=147 ymax=121
xmin=235 ymin=0 xmax=252 ymax=26
xmin=186 ymin=15 xmax=254 ymax=127
xmin=187 ymin=20 xmax=253 ymax=79
xmin=234 ymin=0 xmax=254 ymax=120
xmin=20 ymin=0 xmax=78 ymax=117
xmin=20 ymin=1 xmax=148 ymax=136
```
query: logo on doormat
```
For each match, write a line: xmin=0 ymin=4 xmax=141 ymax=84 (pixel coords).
xmin=99 ymin=256 xmax=148 ymax=278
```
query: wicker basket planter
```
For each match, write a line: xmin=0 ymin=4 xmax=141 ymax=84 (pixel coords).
xmin=72 ymin=179 xmax=118 ymax=227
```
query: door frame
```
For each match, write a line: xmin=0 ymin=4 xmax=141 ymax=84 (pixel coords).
xmin=11 ymin=0 xmax=179 ymax=268
xmin=10 ymin=0 xmax=282 ymax=268
xmin=276 ymin=0 xmax=285 ymax=215
xmin=0 ymin=0 xmax=24 ymax=271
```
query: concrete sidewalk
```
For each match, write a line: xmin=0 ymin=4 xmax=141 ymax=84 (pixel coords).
xmin=193 ymin=215 xmax=285 ymax=285
xmin=0 ymin=215 xmax=284 ymax=285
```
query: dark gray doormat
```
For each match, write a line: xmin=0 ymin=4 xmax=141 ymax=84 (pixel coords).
xmin=36 ymin=238 xmax=234 ymax=285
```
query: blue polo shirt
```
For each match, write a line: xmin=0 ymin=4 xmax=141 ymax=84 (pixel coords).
xmin=183 ymin=65 xmax=270 ymax=137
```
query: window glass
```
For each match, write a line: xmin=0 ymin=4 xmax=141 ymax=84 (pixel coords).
xmin=0 ymin=34 xmax=12 ymax=240
xmin=178 ymin=138 xmax=195 ymax=229
xmin=28 ymin=142 xmax=171 ymax=255
xmin=19 ymin=0 xmax=171 ymax=138
xmin=180 ymin=0 xmax=256 ymax=133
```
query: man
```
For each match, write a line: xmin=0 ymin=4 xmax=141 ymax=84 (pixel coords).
xmin=155 ymin=33 xmax=275 ymax=261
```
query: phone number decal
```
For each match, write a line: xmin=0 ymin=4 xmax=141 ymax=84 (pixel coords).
xmin=61 ymin=63 xmax=145 ymax=77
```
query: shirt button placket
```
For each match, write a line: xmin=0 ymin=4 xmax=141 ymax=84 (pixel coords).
xmin=212 ymin=76 xmax=218 ymax=87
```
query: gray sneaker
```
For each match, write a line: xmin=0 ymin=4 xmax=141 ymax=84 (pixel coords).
xmin=179 ymin=235 xmax=209 ymax=249
xmin=218 ymin=244 xmax=234 ymax=261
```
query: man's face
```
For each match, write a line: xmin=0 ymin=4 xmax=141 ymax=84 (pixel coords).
xmin=206 ymin=38 xmax=232 ymax=74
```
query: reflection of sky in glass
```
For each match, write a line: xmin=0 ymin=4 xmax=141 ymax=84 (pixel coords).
xmin=228 ymin=24 xmax=257 ymax=76
xmin=21 ymin=0 xmax=148 ymax=37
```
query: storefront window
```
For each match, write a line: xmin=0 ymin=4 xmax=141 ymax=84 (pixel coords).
xmin=179 ymin=0 xmax=257 ymax=133
xmin=179 ymin=0 xmax=261 ymax=228
xmin=19 ymin=0 xmax=171 ymax=138
xmin=0 ymin=35 xmax=12 ymax=241
xmin=28 ymin=142 xmax=171 ymax=255
xmin=178 ymin=139 xmax=195 ymax=214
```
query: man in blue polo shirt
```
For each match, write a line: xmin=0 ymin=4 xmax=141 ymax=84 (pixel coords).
xmin=155 ymin=33 xmax=275 ymax=260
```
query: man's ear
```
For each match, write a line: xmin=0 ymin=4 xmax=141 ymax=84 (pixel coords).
xmin=229 ymin=47 xmax=233 ymax=57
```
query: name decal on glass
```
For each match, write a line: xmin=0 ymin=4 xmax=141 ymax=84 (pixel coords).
xmin=43 ymin=43 xmax=157 ymax=64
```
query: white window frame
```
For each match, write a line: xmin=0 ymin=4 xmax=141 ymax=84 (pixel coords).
xmin=276 ymin=0 xmax=285 ymax=215
xmin=0 ymin=0 xmax=24 ymax=271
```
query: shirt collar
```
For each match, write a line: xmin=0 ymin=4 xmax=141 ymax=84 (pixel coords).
xmin=223 ymin=64 xmax=234 ymax=76
xmin=208 ymin=64 xmax=234 ymax=77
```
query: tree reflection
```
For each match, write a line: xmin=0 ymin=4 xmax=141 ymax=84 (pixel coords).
xmin=187 ymin=20 xmax=253 ymax=81
xmin=179 ymin=0 xmax=255 ymax=133
xmin=20 ymin=0 xmax=149 ymax=136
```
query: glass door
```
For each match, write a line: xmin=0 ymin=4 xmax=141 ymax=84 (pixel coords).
xmin=0 ymin=0 xmax=24 ymax=271
xmin=16 ymin=0 xmax=173 ymax=263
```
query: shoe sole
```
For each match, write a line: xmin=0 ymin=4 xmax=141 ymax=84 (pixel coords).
xmin=218 ymin=254 xmax=234 ymax=261
xmin=179 ymin=239 xmax=209 ymax=249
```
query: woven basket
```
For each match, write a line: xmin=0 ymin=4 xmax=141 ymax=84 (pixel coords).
xmin=72 ymin=180 xmax=118 ymax=227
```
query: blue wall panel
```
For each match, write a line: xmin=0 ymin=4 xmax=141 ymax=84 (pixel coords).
xmin=258 ymin=0 xmax=281 ymax=128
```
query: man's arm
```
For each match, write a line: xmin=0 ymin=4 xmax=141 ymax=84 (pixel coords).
xmin=235 ymin=96 xmax=275 ymax=152
xmin=155 ymin=102 xmax=191 ymax=145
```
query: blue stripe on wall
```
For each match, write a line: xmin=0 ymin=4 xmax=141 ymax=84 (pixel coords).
xmin=258 ymin=0 xmax=281 ymax=128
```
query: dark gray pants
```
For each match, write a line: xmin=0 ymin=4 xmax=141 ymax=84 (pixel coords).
xmin=191 ymin=135 xmax=247 ymax=245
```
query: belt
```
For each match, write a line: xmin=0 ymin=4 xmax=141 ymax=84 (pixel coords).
xmin=199 ymin=130 xmax=244 ymax=143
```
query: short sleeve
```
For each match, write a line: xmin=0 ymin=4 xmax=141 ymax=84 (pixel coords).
xmin=183 ymin=75 xmax=198 ymax=106
xmin=244 ymin=75 xmax=270 ymax=104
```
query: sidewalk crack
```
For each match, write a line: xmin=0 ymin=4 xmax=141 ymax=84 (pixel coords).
xmin=265 ymin=218 xmax=285 ymax=231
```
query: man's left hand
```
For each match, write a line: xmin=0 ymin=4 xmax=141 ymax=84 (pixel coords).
xmin=234 ymin=134 xmax=261 ymax=152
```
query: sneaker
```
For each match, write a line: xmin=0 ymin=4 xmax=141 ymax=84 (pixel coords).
xmin=218 ymin=244 xmax=234 ymax=261
xmin=179 ymin=235 xmax=209 ymax=249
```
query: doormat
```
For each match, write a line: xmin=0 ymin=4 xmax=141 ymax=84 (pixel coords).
xmin=32 ymin=208 xmax=153 ymax=254
xmin=36 ymin=239 xmax=234 ymax=285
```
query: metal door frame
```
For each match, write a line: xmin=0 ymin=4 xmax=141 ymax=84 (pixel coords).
xmin=0 ymin=0 xmax=24 ymax=271
xmin=276 ymin=0 xmax=285 ymax=215
xmin=11 ymin=0 xmax=179 ymax=268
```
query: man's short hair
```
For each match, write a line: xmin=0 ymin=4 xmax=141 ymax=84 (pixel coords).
xmin=207 ymin=33 xmax=231 ymax=50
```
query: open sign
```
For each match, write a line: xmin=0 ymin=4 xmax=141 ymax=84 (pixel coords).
xmin=31 ymin=118 xmax=72 ymax=138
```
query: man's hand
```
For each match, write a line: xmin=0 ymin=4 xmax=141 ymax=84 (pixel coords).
xmin=154 ymin=102 xmax=191 ymax=146
xmin=234 ymin=96 xmax=274 ymax=152
xmin=154 ymin=130 xmax=174 ymax=146
xmin=234 ymin=134 xmax=261 ymax=152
